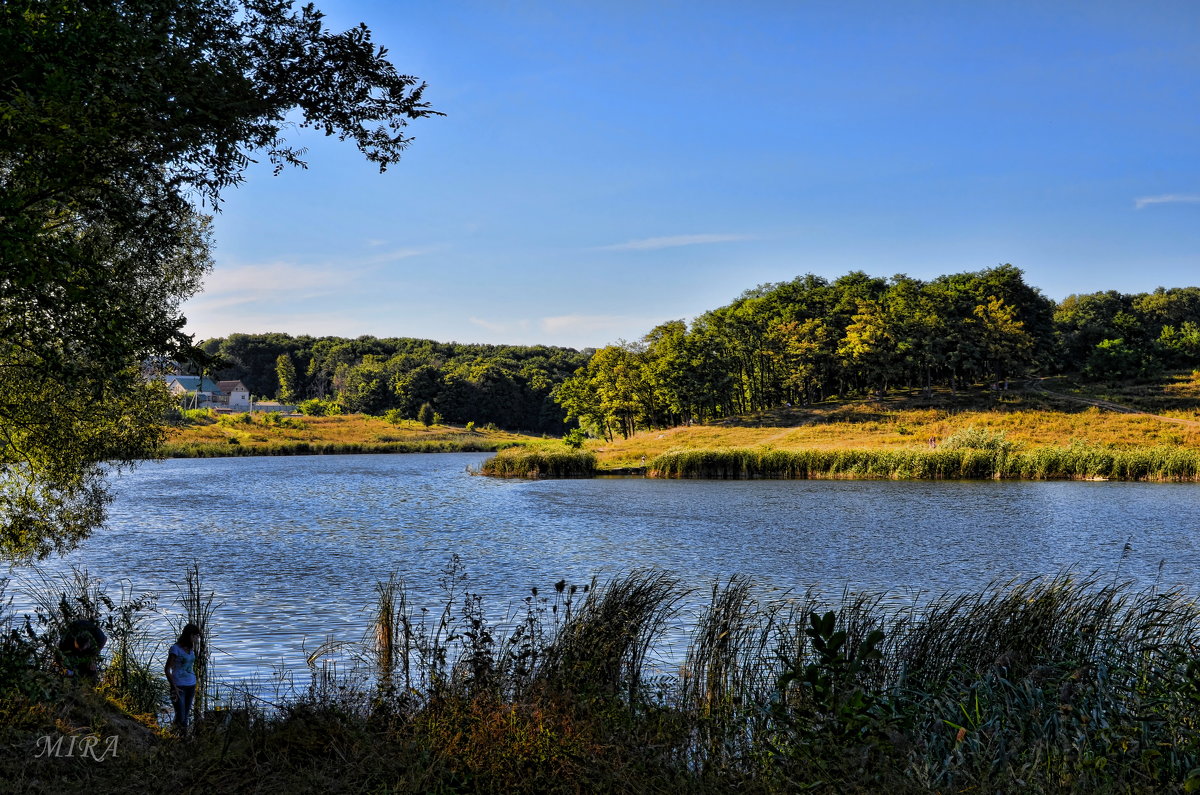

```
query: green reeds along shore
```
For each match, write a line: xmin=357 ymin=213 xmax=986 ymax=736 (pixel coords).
xmin=478 ymin=446 xmax=597 ymax=478
xmin=7 ymin=568 xmax=1200 ymax=792
xmin=648 ymin=444 xmax=1200 ymax=481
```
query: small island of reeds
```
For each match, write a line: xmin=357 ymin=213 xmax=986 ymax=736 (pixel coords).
xmin=476 ymin=446 xmax=597 ymax=478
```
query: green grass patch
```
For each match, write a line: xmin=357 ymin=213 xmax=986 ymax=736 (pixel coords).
xmin=648 ymin=443 xmax=1200 ymax=481
xmin=478 ymin=446 xmax=597 ymax=478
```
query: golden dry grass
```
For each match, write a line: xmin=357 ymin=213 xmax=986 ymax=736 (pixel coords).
xmin=589 ymin=379 xmax=1200 ymax=469
xmin=164 ymin=413 xmax=541 ymax=453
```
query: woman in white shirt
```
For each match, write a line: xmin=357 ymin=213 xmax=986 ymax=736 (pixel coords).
xmin=164 ymin=623 xmax=202 ymax=730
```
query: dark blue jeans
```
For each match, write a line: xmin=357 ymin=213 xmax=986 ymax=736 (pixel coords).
xmin=173 ymin=684 xmax=196 ymax=728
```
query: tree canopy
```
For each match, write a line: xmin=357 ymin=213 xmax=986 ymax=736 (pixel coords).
xmin=554 ymin=268 xmax=1200 ymax=440
xmin=0 ymin=0 xmax=440 ymax=559
xmin=197 ymin=333 xmax=588 ymax=432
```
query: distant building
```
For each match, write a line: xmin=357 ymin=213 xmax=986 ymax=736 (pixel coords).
xmin=161 ymin=375 xmax=222 ymax=408
xmin=154 ymin=375 xmax=292 ymax=413
xmin=216 ymin=380 xmax=251 ymax=410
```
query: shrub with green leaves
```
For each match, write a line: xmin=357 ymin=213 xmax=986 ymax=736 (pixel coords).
xmin=181 ymin=408 xmax=216 ymax=425
xmin=940 ymin=426 xmax=1019 ymax=453
xmin=298 ymin=398 xmax=341 ymax=417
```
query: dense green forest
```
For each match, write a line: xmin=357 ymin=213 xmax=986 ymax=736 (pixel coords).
xmin=198 ymin=265 xmax=1200 ymax=437
xmin=199 ymin=336 xmax=589 ymax=432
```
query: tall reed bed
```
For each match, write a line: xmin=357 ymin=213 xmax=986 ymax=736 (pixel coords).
xmin=9 ymin=568 xmax=1200 ymax=792
xmin=649 ymin=444 xmax=1200 ymax=481
xmin=478 ymin=446 xmax=597 ymax=478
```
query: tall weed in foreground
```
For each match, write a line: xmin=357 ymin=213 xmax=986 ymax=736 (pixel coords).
xmin=174 ymin=562 xmax=218 ymax=726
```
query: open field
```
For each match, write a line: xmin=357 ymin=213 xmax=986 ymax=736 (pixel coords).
xmin=165 ymin=375 xmax=1200 ymax=479
xmin=163 ymin=412 xmax=541 ymax=457
xmin=587 ymin=375 xmax=1200 ymax=471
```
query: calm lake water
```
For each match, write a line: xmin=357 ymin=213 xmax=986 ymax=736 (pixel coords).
xmin=7 ymin=453 xmax=1200 ymax=688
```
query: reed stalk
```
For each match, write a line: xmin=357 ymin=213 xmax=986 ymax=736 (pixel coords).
xmin=175 ymin=561 xmax=218 ymax=726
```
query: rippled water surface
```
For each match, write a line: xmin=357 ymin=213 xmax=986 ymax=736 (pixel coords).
xmin=9 ymin=453 xmax=1200 ymax=683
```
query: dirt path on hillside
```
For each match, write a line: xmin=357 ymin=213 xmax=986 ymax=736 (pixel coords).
xmin=1025 ymin=379 xmax=1200 ymax=427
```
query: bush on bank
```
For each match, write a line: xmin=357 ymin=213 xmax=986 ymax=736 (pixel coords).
xmin=478 ymin=447 xmax=597 ymax=478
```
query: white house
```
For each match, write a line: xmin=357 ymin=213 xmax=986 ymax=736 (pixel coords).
xmin=217 ymin=380 xmax=251 ymax=410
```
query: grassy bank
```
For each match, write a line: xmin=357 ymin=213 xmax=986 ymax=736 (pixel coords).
xmin=162 ymin=412 xmax=541 ymax=457
xmin=591 ymin=377 xmax=1200 ymax=470
xmin=648 ymin=443 xmax=1200 ymax=481
xmin=476 ymin=445 xmax=597 ymax=477
xmin=6 ymin=566 xmax=1200 ymax=793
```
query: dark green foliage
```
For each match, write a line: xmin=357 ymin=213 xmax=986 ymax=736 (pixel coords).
xmin=417 ymin=401 xmax=435 ymax=427
xmin=275 ymin=353 xmax=299 ymax=403
xmin=1 ymin=0 xmax=440 ymax=560
xmin=554 ymin=270 xmax=1200 ymax=440
xmin=197 ymin=333 xmax=589 ymax=431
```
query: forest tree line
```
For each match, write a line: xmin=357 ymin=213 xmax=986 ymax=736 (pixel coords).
xmin=198 ymin=335 xmax=589 ymax=432
xmin=198 ymin=266 xmax=1200 ymax=437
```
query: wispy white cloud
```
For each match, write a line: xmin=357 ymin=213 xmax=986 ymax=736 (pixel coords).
xmin=469 ymin=316 xmax=532 ymax=335
xmin=598 ymin=233 xmax=753 ymax=251
xmin=188 ymin=247 xmax=430 ymax=312
xmin=1134 ymin=194 xmax=1200 ymax=209
xmin=191 ymin=262 xmax=348 ymax=311
xmin=362 ymin=247 xmax=429 ymax=265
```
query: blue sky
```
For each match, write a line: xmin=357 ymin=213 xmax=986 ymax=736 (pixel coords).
xmin=183 ymin=1 xmax=1200 ymax=350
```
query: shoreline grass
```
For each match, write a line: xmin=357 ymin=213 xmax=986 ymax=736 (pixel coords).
xmin=7 ymin=567 xmax=1200 ymax=792
xmin=647 ymin=443 xmax=1200 ymax=481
